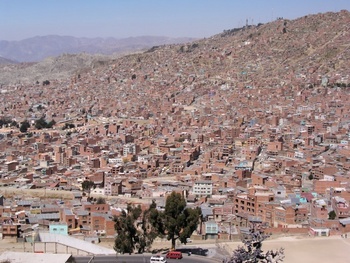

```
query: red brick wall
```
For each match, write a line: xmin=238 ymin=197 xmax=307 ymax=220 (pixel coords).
xmin=264 ymin=227 xmax=309 ymax=235
xmin=313 ymin=180 xmax=340 ymax=194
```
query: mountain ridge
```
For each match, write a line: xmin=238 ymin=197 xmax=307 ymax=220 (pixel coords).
xmin=0 ymin=35 xmax=196 ymax=63
xmin=0 ymin=10 xmax=349 ymax=87
xmin=0 ymin=56 xmax=17 ymax=64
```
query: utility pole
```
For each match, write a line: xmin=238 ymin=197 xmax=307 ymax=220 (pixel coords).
xmin=31 ymin=232 xmax=35 ymax=253
xmin=23 ymin=234 xmax=25 ymax=252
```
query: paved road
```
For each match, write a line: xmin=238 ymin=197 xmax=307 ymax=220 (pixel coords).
xmin=73 ymin=254 xmax=218 ymax=263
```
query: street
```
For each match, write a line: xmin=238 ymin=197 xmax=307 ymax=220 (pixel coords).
xmin=73 ymin=254 xmax=217 ymax=263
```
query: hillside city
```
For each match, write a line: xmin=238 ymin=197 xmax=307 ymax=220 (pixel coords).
xmin=0 ymin=10 xmax=350 ymax=258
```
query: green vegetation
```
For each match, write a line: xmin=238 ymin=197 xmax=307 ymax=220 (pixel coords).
xmin=328 ymin=210 xmax=336 ymax=220
xmin=0 ymin=118 xmax=18 ymax=128
xmin=42 ymin=80 xmax=50 ymax=86
xmin=81 ymin=180 xmax=94 ymax=192
xmin=162 ymin=191 xmax=201 ymax=249
xmin=113 ymin=192 xmax=201 ymax=253
xmin=96 ymin=197 xmax=106 ymax=204
xmin=114 ymin=203 xmax=158 ymax=254
xmin=34 ymin=117 xmax=56 ymax=129
xmin=62 ymin=123 xmax=75 ymax=130
xmin=19 ymin=120 xmax=30 ymax=133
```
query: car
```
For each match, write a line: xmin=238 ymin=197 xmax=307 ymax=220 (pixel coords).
xmin=166 ymin=251 xmax=183 ymax=259
xmin=150 ymin=255 xmax=167 ymax=263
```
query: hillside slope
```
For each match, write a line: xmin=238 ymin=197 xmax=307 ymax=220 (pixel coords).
xmin=1 ymin=11 xmax=349 ymax=98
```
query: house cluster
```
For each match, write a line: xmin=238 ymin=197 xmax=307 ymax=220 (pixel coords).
xmin=0 ymin=195 xmax=118 ymax=238
xmin=0 ymin=11 xmax=350 ymax=241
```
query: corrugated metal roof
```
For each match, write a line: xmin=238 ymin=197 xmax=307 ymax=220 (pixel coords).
xmin=17 ymin=200 xmax=34 ymax=206
xmin=200 ymin=204 xmax=213 ymax=217
xmin=0 ymin=251 xmax=72 ymax=263
xmin=63 ymin=209 xmax=74 ymax=215
xmin=39 ymin=232 xmax=115 ymax=255
xmin=75 ymin=209 xmax=89 ymax=216
xmin=27 ymin=213 xmax=60 ymax=223
xmin=339 ymin=217 xmax=350 ymax=225
xmin=35 ymin=213 xmax=60 ymax=220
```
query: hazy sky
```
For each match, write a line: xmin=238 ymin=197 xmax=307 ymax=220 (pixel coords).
xmin=1 ymin=0 xmax=349 ymax=41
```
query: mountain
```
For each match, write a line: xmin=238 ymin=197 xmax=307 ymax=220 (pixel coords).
xmin=0 ymin=10 xmax=349 ymax=87
xmin=0 ymin=56 xmax=17 ymax=65
xmin=0 ymin=35 xmax=196 ymax=62
xmin=0 ymin=53 xmax=113 ymax=85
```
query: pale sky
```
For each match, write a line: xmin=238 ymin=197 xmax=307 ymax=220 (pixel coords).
xmin=0 ymin=0 xmax=349 ymax=41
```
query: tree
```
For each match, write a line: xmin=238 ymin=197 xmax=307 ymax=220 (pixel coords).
xmin=19 ymin=120 xmax=30 ymax=133
xmin=81 ymin=180 xmax=94 ymax=193
xmin=0 ymin=118 xmax=7 ymax=127
xmin=328 ymin=210 xmax=336 ymax=220
xmin=141 ymin=200 xmax=165 ymax=248
xmin=136 ymin=201 xmax=163 ymax=253
xmin=10 ymin=120 xmax=18 ymax=128
xmin=62 ymin=123 xmax=75 ymax=130
xmin=42 ymin=80 xmax=50 ymax=86
xmin=147 ymin=200 xmax=165 ymax=238
xmin=35 ymin=117 xmax=47 ymax=129
xmin=0 ymin=118 xmax=16 ymax=128
xmin=114 ymin=204 xmax=143 ymax=254
xmin=34 ymin=117 xmax=55 ymax=129
xmin=161 ymin=191 xmax=201 ymax=249
xmin=113 ymin=202 xmax=163 ymax=254
xmin=96 ymin=197 xmax=106 ymax=204
xmin=227 ymin=224 xmax=284 ymax=263
xmin=46 ymin=119 xmax=56 ymax=128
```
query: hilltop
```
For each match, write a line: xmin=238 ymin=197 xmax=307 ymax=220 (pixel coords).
xmin=1 ymin=10 xmax=349 ymax=88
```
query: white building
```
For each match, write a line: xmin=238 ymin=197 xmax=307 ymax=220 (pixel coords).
xmin=123 ymin=143 xmax=136 ymax=156
xmin=192 ymin=180 xmax=213 ymax=198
